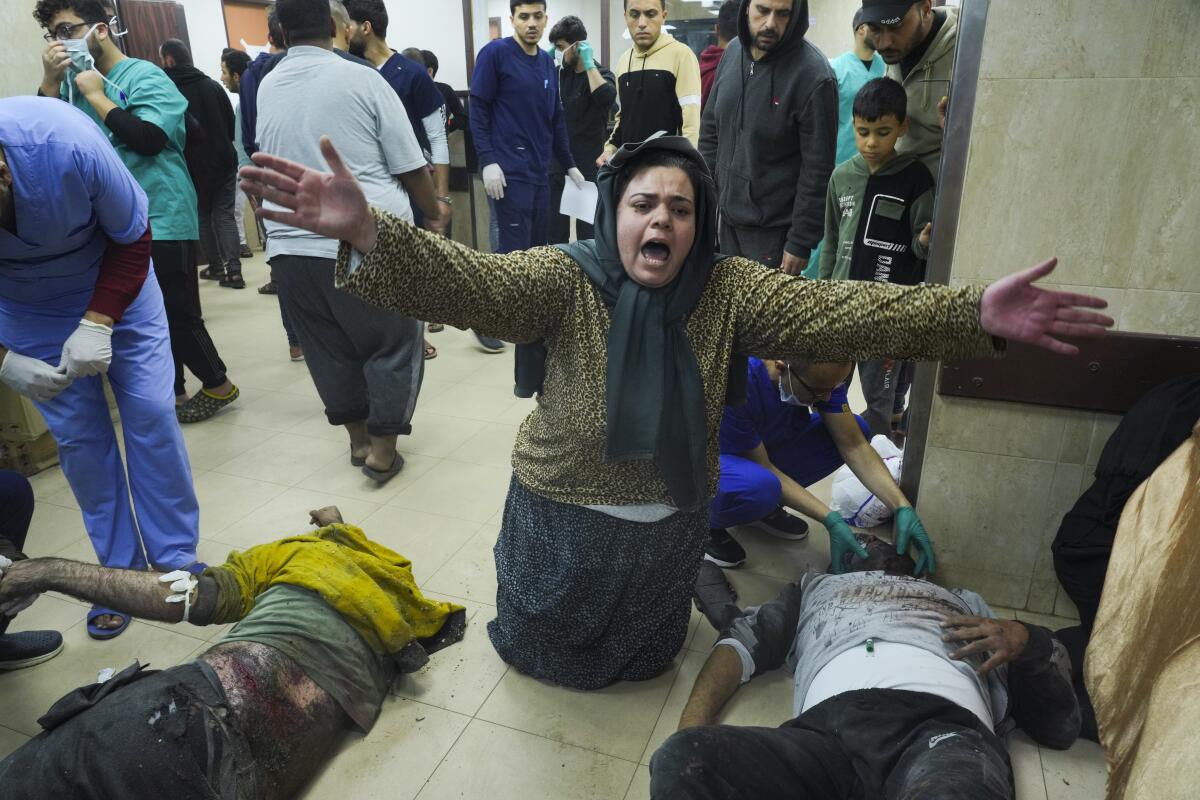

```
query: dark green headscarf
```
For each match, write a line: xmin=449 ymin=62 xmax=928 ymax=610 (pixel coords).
xmin=515 ymin=134 xmax=745 ymax=512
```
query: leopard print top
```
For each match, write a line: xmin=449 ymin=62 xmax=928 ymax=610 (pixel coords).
xmin=336 ymin=208 xmax=1000 ymax=507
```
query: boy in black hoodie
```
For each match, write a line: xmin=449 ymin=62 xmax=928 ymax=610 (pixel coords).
xmin=699 ymin=0 xmax=838 ymax=275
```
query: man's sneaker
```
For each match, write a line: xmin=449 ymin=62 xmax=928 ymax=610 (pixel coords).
xmin=258 ymin=281 xmax=278 ymax=295
xmin=239 ymin=245 xmax=253 ymax=258
xmin=220 ymin=272 xmax=246 ymax=289
xmin=747 ymin=507 xmax=810 ymax=540
xmin=474 ymin=332 xmax=506 ymax=353
xmin=199 ymin=266 xmax=225 ymax=281
xmin=693 ymin=561 xmax=740 ymax=631
xmin=703 ymin=528 xmax=746 ymax=569
xmin=0 ymin=630 xmax=64 ymax=670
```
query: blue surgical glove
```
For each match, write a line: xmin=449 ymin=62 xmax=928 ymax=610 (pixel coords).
xmin=824 ymin=511 xmax=869 ymax=575
xmin=577 ymin=40 xmax=595 ymax=71
xmin=895 ymin=506 xmax=936 ymax=576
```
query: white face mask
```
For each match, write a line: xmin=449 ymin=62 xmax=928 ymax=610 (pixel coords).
xmin=778 ymin=372 xmax=808 ymax=408
xmin=62 ymin=18 xmax=129 ymax=105
xmin=62 ymin=23 xmax=100 ymax=74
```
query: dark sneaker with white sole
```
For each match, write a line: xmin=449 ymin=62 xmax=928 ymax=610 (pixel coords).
xmin=747 ymin=507 xmax=810 ymax=540
xmin=703 ymin=528 xmax=746 ymax=569
xmin=0 ymin=630 xmax=65 ymax=670
xmin=474 ymin=332 xmax=506 ymax=353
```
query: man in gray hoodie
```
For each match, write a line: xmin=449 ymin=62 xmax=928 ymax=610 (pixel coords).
xmin=699 ymin=0 xmax=838 ymax=275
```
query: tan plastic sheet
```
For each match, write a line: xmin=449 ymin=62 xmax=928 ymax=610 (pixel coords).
xmin=1086 ymin=421 xmax=1200 ymax=800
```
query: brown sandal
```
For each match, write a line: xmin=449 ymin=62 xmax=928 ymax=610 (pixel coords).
xmin=424 ymin=340 xmax=437 ymax=360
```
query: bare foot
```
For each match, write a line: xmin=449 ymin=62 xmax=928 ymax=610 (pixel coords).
xmin=92 ymin=613 xmax=125 ymax=630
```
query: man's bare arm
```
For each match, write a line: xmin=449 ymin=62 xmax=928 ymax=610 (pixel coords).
xmin=398 ymin=166 xmax=442 ymax=224
xmin=0 ymin=558 xmax=198 ymax=623
xmin=678 ymin=645 xmax=744 ymax=729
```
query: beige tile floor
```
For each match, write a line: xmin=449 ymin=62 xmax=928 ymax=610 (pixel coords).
xmin=0 ymin=253 xmax=1107 ymax=798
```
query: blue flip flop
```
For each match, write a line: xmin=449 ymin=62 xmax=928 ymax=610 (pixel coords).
xmin=86 ymin=605 xmax=131 ymax=640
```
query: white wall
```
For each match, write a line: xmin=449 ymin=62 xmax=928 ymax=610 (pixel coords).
xmin=178 ymin=0 xmax=234 ymax=80
xmin=381 ymin=0 xmax=469 ymax=88
xmin=0 ymin=3 xmax=55 ymax=98
xmin=805 ymin=0 xmax=860 ymax=61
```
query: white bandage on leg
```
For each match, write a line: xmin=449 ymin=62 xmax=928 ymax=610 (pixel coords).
xmin=160 ymin=570 xmax=199 ymax=623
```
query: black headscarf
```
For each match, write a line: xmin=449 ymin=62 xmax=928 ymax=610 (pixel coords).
xmin=515 ymin=134 xmax=745 ymax=512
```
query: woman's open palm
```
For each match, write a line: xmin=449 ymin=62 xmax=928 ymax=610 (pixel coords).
xmin=239 ymin=136 xmax=373 ymax=248
xmin=980 ymin=259 xmax=1114 ymax=355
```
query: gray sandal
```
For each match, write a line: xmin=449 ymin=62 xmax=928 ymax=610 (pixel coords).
xmin=361 ymin=452 xmax=404 ymax=485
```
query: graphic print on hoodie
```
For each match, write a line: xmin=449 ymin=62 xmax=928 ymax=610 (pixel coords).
xmin=698 ymin=0 xmax=838 ymax=258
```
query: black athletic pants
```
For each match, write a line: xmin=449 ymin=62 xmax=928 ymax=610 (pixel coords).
xmin=650 ymin=689 xmax=1013 ymax=800
xmin=152 ymin=240 xmax=229 ymax=397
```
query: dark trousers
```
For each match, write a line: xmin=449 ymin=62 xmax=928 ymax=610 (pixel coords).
xmin=269 ymin=263 xmax=300 ymax=348
xmin=651 ymin=689 xmax=1013 ymax=800
xmin=494 ymin=181 xmax=550 ymax=254
xmin=272 ymin=255 xmax=424 ymax=435
xmin=856 ymin=359 xmax=914 ymax=439
xmin=718 ymin=220 xmax=790 ymax=269
xmin=0 ymin=661 xmax=259 ymax=798
xmin=548 ymin=172 xmax=594 ymax=244
xmin=196 ymin=173 xmax=241 ymax=274
xmin=0 ymin=469 xmax=35 ymax=636
xmin=152 ymin=240 xmax=229 ymax=397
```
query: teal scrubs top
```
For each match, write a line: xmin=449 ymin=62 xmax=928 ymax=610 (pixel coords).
xmin=64 ymin=58 xmax=198 ymax=241
xmin=830 ymin=50 xmax=886 ymax=166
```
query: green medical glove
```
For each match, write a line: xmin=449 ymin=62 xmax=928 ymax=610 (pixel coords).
xmin=577 ymin=41 xmax=596 ymax=70
xmin=895 ymin=506 xmax=936 ymax=576
xmin=824 ymin=511 xmax=869 ymax=575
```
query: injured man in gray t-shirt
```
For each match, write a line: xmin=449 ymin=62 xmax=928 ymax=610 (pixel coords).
xmin=651 ymin=536 xmax=1082 ymax=800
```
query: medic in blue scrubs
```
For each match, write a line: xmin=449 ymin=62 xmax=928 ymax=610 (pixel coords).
xmin=0 ymin=96 xmax=200 ymax=639
xmin=704 ymin=358 xmax=935 ymax=576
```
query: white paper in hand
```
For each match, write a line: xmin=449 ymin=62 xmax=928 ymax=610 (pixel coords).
xmin=559 ymin=180 xmax=599 ymax=225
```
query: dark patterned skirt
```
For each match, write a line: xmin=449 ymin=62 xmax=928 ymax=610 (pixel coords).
xmin=488 ymin=476 xmax=709 ymax=690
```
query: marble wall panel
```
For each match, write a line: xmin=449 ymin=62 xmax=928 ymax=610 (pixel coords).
xmin=951 ymin=79 xmax=1142 ymax=289
xmin=927 ymin=394 xmax=1072 ymax=461
xmin=917 ymin=446 xmax=1058 ymax=607
xmin=1118 ymin=289 xmax=1200 ymax=338
xmin=978 ymin=0 xmax=1160 ymax=82
xmin=1109 ymin=78 xmax=1200 ymax=296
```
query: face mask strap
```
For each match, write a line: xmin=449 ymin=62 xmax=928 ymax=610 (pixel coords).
xmin=105 ymin=15 xmax=129 ymax=39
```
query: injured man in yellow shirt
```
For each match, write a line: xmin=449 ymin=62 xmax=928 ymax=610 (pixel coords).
xmin=0 ymin=506 xmax=465 ymax=799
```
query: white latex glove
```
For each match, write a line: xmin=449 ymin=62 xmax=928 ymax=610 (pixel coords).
xmin=60 ymin=318 xmax=114 ymax=378
xmin=482 ymin=163 xmax=506 ymax=200
xmin=0 ymin=351 xmax=71 ymax=403
xmin=566 ymin=167 xmax=586 ymax=189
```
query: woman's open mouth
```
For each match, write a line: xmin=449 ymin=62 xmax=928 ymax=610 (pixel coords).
xmin=641 ymin=241 xmax=671 ymax=265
